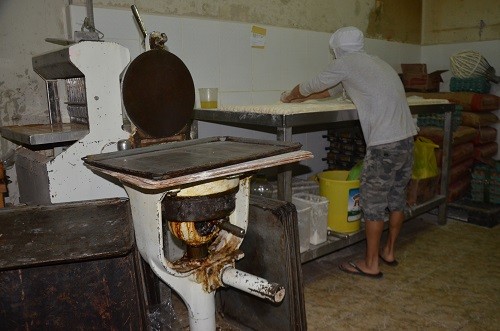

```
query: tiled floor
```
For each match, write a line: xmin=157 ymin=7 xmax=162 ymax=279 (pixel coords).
xmin=302 ymin=215 xmax=499 ymax=330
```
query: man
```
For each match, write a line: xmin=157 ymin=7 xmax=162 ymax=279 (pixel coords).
xmin=282 ymin=26 xmax=417 ymax=278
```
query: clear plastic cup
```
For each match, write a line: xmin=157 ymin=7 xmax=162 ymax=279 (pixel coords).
xmin=199 ymin=88 xmax=218 ymax=109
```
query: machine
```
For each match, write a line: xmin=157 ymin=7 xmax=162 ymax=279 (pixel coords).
xmin=0 ymin=41 xmax=131 ymax=204
xmin=0 ymin=7 xmax=312 ymax=329
xmin=81 ymin=8 xmax=312 ymax=329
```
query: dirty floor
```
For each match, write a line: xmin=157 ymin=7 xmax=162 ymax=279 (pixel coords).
xmin=167 ymin=214 xmax=499 ymax=330
xmin=302 ymin=215 xmax=499 ymax=330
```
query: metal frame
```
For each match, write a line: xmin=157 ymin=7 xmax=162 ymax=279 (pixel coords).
xmin=193 ymin=103 xmax=456 ymax=263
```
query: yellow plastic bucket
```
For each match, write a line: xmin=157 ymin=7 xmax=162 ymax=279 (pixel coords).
xmin=317 ymin=170 xmax=361 ymax=233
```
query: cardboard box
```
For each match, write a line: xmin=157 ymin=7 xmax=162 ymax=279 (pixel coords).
xmin=401 ymin=64 xmax=447 ymax=92
xmin=406 ymin=175 xmax=440 ymax=205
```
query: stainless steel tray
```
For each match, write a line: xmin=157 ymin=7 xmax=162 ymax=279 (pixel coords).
xmin=0 ymin=123 xmax=89 ymax=145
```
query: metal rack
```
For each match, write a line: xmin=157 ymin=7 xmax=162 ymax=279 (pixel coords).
xmin=193 ymin=103 xmax=455 ymax=263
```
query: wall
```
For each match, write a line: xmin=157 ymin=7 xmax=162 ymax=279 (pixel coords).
xmin=0 ymin=0 xmax=499 ymax=203
xmin=422 ymin=0 xmax=500 ymax=45
xmin=0 ymin=0 xmax=422 ymax=161
xmin=71 ymin=0 xmax=422 ymax=44
xmin=65 ymin=5 xmax=421 ymax=178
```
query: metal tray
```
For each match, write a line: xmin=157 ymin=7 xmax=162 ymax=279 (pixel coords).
xmin=0 ymin=123 xmax=89 ymax=145
xmin=83 ymin=136 xmax=302 ymax=180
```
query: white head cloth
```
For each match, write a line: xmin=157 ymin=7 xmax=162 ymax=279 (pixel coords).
xmin=329 ymin=26 xmax=365 ymax=58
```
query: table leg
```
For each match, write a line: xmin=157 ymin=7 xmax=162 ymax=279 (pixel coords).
xmin=277 ymin=127 xmax=293 ymax=202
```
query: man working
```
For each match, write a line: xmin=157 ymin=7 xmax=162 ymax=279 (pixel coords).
xmin=281 ymin=26 xmax=417 ymax=278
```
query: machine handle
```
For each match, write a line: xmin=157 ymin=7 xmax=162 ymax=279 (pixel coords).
xmin=131 ymin=5 xmax=147 ymax=39
xmin=218 ymin=220 xmax=245 ymax=237
xmin=221 ymin=266 xmax=285 ymax=303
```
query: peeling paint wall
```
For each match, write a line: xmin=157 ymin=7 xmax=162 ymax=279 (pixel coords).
xmin=423 ymin=0 xmax=500 ymax=45
xmin=0 ymin=0 xmax=68 ymax=158
xmin=0 ymin=0 xmax=423 ymax=158
xmin=366 ymin=0 xmax=422 ymax=43
xmin=71 ymin=0 xmax=421 ymax=43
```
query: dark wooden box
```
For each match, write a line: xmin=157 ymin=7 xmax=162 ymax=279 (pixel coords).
xmin=0 ymin=198 xmax=148 ymax=330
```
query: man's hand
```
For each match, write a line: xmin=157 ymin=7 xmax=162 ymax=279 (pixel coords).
xmin=280 ymin=91 xmax=292 ymax=103
xmin=281 ymin=86 xmax=331 ymax=103
xmin=281 ymin=85 xmax=304 ymax=103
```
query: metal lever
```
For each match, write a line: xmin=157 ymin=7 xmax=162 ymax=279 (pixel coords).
xmin=218 ymin=220 xmax=245 ymax=237
xmin=221 ymin=266 xmax=285 ymax=303
xmin=131 ymin=5 xmax=147 ymax=39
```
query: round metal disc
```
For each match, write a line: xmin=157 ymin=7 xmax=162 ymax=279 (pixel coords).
xmin=122 ymin=50 xmax=195 ymax=138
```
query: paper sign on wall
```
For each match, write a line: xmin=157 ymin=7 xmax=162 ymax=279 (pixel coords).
xmin=251 ymin=25 xmax=266 ymax=48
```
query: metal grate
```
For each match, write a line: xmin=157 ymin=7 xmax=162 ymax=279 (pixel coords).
xmin=66 ymin=77 xmax=88 ymax=124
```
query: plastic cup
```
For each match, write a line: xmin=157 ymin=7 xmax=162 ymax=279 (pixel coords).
xmin=199 ymin=88 xmax=218 ymax=109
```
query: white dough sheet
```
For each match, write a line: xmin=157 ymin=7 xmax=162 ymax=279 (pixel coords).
xmin=219 ymin=96 xmax=449 ymax=116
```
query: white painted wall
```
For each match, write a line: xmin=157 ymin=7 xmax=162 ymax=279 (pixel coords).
xmin=3 ymin=4 xmax=498 ymax=204
xmin=68 ymin=5 xmax=422 ymax=177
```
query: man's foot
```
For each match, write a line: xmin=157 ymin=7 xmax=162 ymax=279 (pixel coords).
xmin=379 ymin=253 xmax=399 ymax=266
xmin=379 ymin=254 xmax=399 ymax=266
xmin=339 ymin=261 xmax=383 ymax=279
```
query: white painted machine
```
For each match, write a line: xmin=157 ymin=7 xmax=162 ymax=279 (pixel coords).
xmin=0 ymin=41 xmax=130 ymax=204
xmin=80 ymin=8 xmax=313 ymax=329
xmin=84 ymin=136 xmax=311 ymax=330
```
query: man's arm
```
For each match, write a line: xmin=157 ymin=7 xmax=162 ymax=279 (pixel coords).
xmin=281 ymin=85 xmax=331 ymax=103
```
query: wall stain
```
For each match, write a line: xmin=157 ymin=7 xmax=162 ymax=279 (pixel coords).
xmin=354 ymin=0 xmax=361 ymax=16
xmin=0 ymin=88 xmax=23 ymax=123
xmin=366 ymin=0 xmax=421 ymax=44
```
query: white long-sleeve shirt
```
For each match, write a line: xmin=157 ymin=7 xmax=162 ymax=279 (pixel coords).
xmin=299 ymin=52 xmax=417 ymax=147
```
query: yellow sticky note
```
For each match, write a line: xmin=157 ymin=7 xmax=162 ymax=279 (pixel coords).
xmin=251 ymin=25 xmax=266 ymax=49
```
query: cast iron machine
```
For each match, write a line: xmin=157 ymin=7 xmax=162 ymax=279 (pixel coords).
xmin=81 ymin=24 xmax=312 ymax=328
xmin=81 ymin=10 xmax=312 ymax=328
xmin=84 ymin=137 xmax=311 ymax=330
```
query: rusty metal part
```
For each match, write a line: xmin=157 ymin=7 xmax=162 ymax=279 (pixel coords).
xmin=131 ymin=123 xmax=190 ymax=148
xmin=166 ymin=229 xmax=244 ymax=290
xmin=193 ymin=249 xmax=243 ymax=292
xmin=186 ymin=244 xmax=209 ymax=260
xmin=122 ymin=49 xmax=195 ymax=138
xmin=150 ymin=31 xmax=168 ymax=50
xmin=168 ymin=221 xmax=220 ymax=247
xmin=162 ymin=186 xmax=238 ymax=222
xmin=195 ymin=219 xmax=219 ymax=236
xmin=218 ymin=220 xmax=245 ymax=237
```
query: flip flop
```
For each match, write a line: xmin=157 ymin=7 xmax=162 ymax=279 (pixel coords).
xmin=339 ymin=261 xmax=383 ymax=279
xmin=379 ymin=254 xmax=399 ymax=266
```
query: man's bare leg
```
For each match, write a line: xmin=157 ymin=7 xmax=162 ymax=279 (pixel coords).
xmin=381 ymin=210 xmax=405 ymax=262
xmin=340 ymin=219 xmax=384 ymax=275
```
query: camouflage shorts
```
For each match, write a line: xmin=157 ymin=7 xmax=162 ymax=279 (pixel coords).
xmin=360 ymin=137 xmax=414 ymax=221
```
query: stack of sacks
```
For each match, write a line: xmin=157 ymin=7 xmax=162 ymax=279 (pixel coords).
xmin=464 ymin=114 xmax=498 ymax=162
xmin=418 ymin=126 xmax=476 ymax=202
xmin=409 ymin=92 xmax=499 ymax=200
